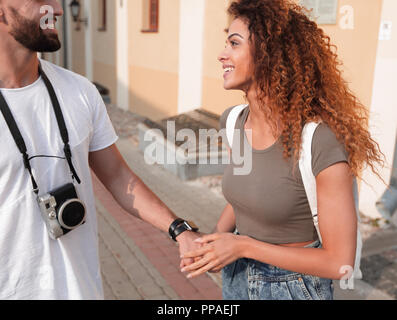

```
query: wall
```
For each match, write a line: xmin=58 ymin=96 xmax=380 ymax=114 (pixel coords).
xmin=70 ymin=0 xmax=86 ymax=76
xmin=91 ymin=0 xmax=117 ymax=103
xmin=359 ymin=0 xmax=397 ymax=219
xmin=177 ymin=0 xmax=206 ymax=115
xmin=320 ymin=0 xmax=383 ymax=114
xmin=128 ymin=0 xmax=180 ymax=121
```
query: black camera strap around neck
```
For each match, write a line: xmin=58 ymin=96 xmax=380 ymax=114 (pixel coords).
xmin=0 ymin=62 xmax=81 ymax=195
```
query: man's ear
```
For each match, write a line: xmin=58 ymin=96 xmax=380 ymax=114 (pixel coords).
xmin=0 ymin=9 xmax=4 ymax=24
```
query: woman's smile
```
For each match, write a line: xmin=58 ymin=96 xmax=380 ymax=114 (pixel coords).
xmin=223 ymin=65 xmax=235 ymax=79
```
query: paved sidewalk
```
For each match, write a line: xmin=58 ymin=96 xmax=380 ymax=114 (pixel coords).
xmin=98 ymin=200 xmax=178 ymax=300
xmin=93 ymin=105 xmax=397 ymax=300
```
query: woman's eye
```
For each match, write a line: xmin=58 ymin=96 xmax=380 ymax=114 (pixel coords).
xmin=224 ymin=40 xmax=239 ymax=48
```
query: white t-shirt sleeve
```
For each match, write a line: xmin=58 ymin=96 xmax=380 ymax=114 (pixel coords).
xmin=88 ymin=85 xmax=118 ymax=152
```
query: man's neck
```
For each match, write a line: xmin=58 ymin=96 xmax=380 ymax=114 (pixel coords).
xmin=0 ymin=37 xmax=40 ymax=89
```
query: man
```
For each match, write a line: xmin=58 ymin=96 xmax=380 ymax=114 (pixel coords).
xmin=0 ymin=0 xmax=199 ymax=299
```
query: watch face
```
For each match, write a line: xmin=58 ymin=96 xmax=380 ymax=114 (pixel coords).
xmin=186 ymin=221 xmax=198 ymax=230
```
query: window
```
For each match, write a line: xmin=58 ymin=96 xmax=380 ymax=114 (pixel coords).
xmin=142 ymin=0 xmax=159 ymax=33
xmin=98 ymin=0 xmax=107 ymax=31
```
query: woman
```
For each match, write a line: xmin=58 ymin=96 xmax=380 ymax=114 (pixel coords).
xmin=180 ymin=0 xmax=384 ymax=300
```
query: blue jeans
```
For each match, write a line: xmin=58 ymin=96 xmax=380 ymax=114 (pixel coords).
xmin=222 ymin=240 xmax=334 ymax=300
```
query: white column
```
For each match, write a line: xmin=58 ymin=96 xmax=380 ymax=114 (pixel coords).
xmin=116 ymin=0 xmax=129 ymax=111
xmin=177 ymin=0 xmax=206 ymax=114
xmin=84 ymin=0 xmax=93 ymax=81
xmin=359 ymin=0 xmax=397 ymax=219
xmin=64 ymin=0 xmax=73 ymax=70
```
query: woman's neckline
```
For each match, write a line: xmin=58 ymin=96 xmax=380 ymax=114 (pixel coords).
xmin=241 ymin=106 xmax=280 ymax=154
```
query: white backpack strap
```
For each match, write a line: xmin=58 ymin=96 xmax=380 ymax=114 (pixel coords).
xmin=299 ymin=122 xmax=322 ymax=242
xmin=352 ymin=177 xmax=363 ymax=279
xmin=300 ymin=122 xmax=363 ymax=279
xmin=226 ymin=104 xmax=249 ymax=148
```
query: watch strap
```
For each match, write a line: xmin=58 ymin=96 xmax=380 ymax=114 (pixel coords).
xmin=172 ymin=221 xmax=199 ymax=241
xmin=168 ymin=218 xmax=185 ymax=239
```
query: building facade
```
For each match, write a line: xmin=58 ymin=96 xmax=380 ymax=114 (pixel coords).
xmin=44 ymin=0 xmax=397 ymax=220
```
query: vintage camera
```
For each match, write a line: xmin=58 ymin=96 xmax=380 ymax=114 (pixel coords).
xmin=37 ymin=183 xmax=86 ymax=240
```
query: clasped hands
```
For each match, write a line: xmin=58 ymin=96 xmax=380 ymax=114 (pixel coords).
xmin=179 ymin=232 xmax=246 ymax=279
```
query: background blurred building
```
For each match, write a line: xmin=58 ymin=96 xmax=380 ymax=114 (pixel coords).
xmin=42 ymin=0 xmax=397 ymax=221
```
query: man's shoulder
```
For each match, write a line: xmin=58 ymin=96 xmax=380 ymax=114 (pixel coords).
xmin=39 ymin=59 xmax=96 ymax=92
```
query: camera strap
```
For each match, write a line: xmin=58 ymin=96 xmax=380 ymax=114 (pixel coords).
xmin=38 ymin=64 xmax=81 ymax=185
xmin=0 ymin=62 xmax=81 ymax=195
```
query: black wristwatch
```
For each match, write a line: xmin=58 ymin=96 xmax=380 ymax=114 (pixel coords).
xmin=168 ymin=219 xmax=199 ymax=241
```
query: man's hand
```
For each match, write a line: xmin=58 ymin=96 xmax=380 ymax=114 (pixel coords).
xmin=176 ymin=231 xmax=204 ymax=269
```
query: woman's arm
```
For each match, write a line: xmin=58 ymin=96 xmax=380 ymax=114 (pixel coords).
xmin=181 ymin=162 xmax=357 ymax=280
xmin=213 ymin=203 xmax=236 ymax=233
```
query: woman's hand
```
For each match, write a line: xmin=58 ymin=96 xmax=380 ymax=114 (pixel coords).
xmin=180 ymin=233 xmax=247 ymax=278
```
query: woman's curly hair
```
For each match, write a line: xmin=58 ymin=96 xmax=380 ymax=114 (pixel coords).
xmin=228 ymin=0 xmax=384 ymax=179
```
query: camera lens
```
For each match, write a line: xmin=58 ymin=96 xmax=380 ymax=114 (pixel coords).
xmin=58 ymin=199 xmax=86 ymax=229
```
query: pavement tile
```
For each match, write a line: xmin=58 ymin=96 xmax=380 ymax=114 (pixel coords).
xmin=190 ymin=276 xmax=221 ymax=293
xmin=170 ymin=281 xmax=201 ymax=300
xmin=96 ymin=199 xmax=179 ymax=300
xmin=137 ymin=284 xmax=167 ymax=299
xmin=99 ymin=252 xmax=142 ymax=300
xmin=361 ymin=247 xmax=397 ymax=299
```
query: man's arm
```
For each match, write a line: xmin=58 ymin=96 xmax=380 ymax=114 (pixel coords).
xmin=88 ymin=144 xmax=200 ymax=262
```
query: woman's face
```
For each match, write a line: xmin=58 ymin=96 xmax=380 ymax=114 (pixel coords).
xmin=218 ymin=18 xmax=254 ymax=92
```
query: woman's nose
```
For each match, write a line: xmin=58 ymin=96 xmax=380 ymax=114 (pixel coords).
xmin=218 ymin=48 xmax=228 ymax=63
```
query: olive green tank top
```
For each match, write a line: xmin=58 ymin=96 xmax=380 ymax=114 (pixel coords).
xmin=220 ymin=106 xmax=349 ymax=244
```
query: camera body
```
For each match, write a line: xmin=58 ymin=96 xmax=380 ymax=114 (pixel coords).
xmin=37 ymin=183 xmax=86 ymax=240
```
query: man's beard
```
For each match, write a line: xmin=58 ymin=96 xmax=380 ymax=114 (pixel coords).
xmin=8 ymin=7 xmax=61 ymax=53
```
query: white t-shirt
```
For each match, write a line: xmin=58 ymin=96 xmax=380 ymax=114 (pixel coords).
xmin=0 ymin=59 xmax=118 ymax=299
